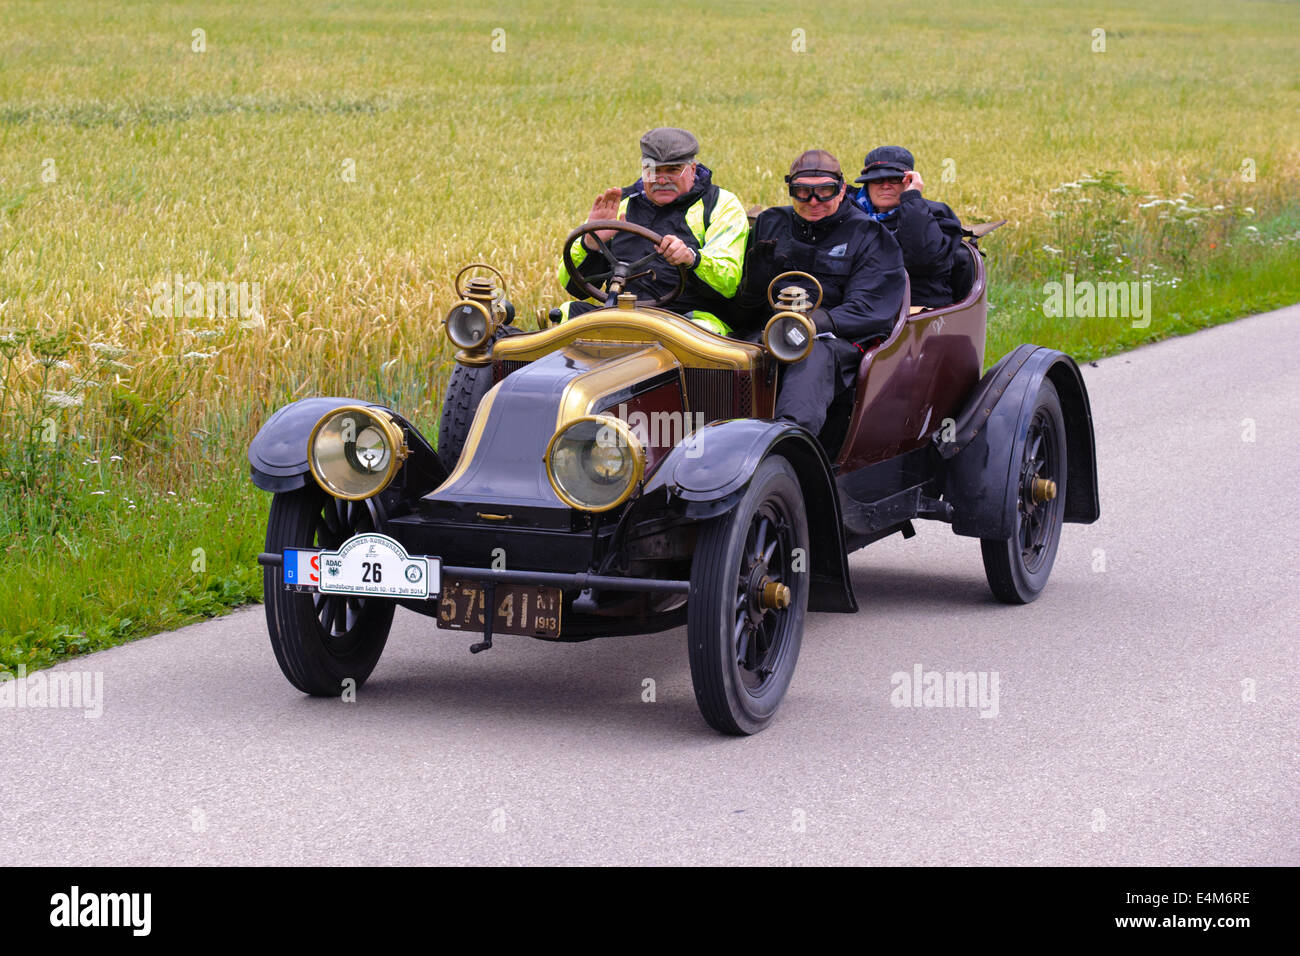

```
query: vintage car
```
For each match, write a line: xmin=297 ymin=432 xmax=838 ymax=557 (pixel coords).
xmin=249 ymin=219 xmax=1099 ymax=735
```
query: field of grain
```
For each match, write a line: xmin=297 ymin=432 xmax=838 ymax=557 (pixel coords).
xmin=2 ymin=0 xmax=1298 ymax=664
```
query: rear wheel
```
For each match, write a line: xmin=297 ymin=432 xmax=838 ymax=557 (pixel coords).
xmin=687 ymin=455 xmax=809 ymax=735
xmin=264 ymin=484 xmax=395 ymax=695
xmin=981 ymin=379 xmax=1068 ymax=603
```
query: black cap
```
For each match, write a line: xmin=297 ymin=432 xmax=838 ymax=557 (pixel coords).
xmin=640 ymin=127 xmax=699 ymax=164
xmin=855 ymin=145 xmax=915 ymax=183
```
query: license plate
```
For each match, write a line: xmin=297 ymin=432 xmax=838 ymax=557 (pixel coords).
xmin=284 ymin=533 xmax=439 ymax=600
xmin=436 ymin=580 xmax=563 ymax=639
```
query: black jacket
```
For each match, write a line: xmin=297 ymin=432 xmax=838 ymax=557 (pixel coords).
xmin=731 ymin=202 xmax=906 ymax=344
xmin=563 ymin=164 xmax=739 ymax=318
xmin=850 ymin=187 xmax=963 ymax=307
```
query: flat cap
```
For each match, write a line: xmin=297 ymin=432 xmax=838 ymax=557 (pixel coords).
xmin=640 ymin=127 xmax=699 ymax=164
xmin=786 ymin=148 xmax=843 ymax=182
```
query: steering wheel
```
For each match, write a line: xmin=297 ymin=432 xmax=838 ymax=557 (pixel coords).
xmin=562 ymin=220 xmax=688 ymax=309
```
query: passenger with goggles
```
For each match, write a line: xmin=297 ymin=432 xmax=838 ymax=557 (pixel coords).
xmin=730 ymin=149 xmax=906 ymax=441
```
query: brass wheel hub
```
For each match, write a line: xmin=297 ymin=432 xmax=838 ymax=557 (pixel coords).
xmin=761 ymin=579 xmax=791 ymax=610
xmin=1031 ymin=477 xmax=1057 ymax=504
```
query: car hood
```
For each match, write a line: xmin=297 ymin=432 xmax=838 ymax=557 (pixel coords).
xmin=426 ymin=343 xmax=684 ymax=510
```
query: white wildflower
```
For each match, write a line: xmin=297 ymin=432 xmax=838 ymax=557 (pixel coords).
xmin=43 ymin=390 xmax=83 ymax=408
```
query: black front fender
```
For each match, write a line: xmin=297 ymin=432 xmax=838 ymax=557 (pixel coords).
xmin=645 ymin=419 xmax=857 ymax=613
xmin=247 ymin=396 xmax=446 ymax=497
xmin=941 ymin=347 xmax=1099 ymax=539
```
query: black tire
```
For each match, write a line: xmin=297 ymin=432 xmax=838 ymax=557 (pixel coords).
xmin=687 ymin=455 xmax=810 ymax=735
xmin=264 ymin=484 xmax=395 ymax=695
xmin=981 ymin=378 xmax=1068 ymax=604
xmin=436 ymin=324 xmax=523 ymax=472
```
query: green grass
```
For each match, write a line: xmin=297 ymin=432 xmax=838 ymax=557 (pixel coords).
xmin=0 ymin=466 xmax=265 ymax=673
xmin=987 ymin=223 xmax=1300 ymax=362
xmin=2 ymin=0 xmax=1298 ymax=669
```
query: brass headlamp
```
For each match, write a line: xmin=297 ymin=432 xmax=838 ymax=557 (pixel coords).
xmin=308 ymin=405 xmax=409 ymax=500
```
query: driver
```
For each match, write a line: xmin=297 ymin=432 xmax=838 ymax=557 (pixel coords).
xmin=556 ymin=127 xmax=749 ymax=333
xmin=731 ymin=149 xmax=906 ymax=438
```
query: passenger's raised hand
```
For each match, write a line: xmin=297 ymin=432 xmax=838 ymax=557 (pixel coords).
xmin=902 ymin=170 xmax=924 ymax=195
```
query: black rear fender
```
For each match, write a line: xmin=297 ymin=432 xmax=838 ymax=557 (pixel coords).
xmin=939 ymin=347 xmax=1099 ymax=539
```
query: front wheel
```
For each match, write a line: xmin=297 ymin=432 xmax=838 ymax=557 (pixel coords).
xmin=687 ymin=455 xmax=810 ymax=735
xmin=264 ymin=484 xmax=395 ymax=695
xmin=980 ymin=378 xmax=1068 ymax=603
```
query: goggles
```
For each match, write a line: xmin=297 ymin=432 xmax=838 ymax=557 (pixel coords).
xmin=788 ymin=181 xmax=841 ymax=202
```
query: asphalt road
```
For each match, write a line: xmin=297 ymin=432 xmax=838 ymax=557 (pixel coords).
xmin=4 ymin=306 xmax=1297 ymax=866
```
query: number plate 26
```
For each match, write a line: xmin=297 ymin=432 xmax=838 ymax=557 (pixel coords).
xmin=313 ymin=533 xmax=437 ymax=600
